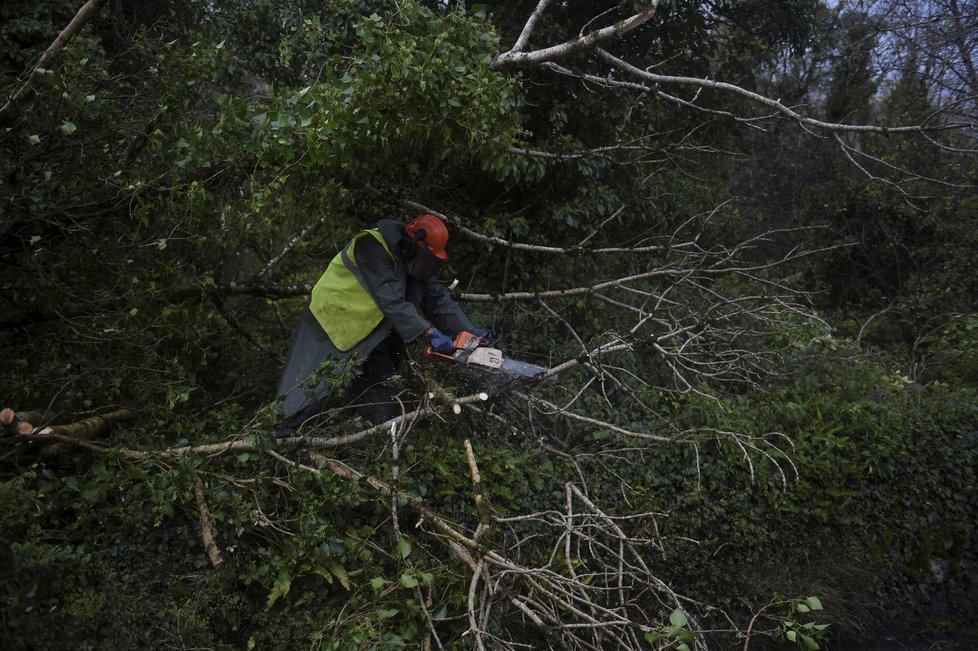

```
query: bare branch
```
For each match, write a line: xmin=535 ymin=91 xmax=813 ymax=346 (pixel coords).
xmin=493 ymin=4 xmax=659 ymax=70
xmin=0 ymin=0 xmax=108 ymax=126
xmin=511 ymin=0 xmax=553 ymax=54
xmin=193 ymin=476 xmax=224 ymax=569
xmin=593 ymin=48 xmax=965 ymax=135
xmin=255 ymin=217 xmax=328 ymax=279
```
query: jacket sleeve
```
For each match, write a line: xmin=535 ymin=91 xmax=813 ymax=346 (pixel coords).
xmin=421 ymin=281 xmax=477 ymax=335
xmin=355 ymin=236 xmax=431 ymax=342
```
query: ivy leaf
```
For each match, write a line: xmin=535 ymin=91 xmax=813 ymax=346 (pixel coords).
xmin=28 ymin=134 xmax=41 ymax=145
xmin=397 ymin=536 xmax=412 ymax=560
xmin=400 ymin=573 xmax=419 ymax=588
xmin=82 ymin=487 xmax=102 ymax=504
xmin=60 ymin=121 xmax=77 ymax=135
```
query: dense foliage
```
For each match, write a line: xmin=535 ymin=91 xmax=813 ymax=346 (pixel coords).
xmin=2 ymin=1 xmax=976 ymax=649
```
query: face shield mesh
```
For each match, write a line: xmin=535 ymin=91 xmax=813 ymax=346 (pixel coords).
xmin=406 ymin=245 xmax=446 ymax=280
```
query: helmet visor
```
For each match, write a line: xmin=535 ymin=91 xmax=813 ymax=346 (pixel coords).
xmin=406 ymin=245 xmax=446 ymax=280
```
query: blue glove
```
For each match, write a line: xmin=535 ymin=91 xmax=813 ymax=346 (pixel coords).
xmin=428 ymin=329 xmax=455 ymax=354
xmin=471 ymin=327 xmax=497 ymax=345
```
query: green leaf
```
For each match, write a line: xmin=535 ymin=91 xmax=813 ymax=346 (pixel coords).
xmin=801 ymin=633 xmax=820 ymax=650
xmin=397 ymin=537 xmax=412 ymax=560
xmin=266 ymin=572 xmax=292 ymax=608
xmin=787 ymin=630 xmax=797 ymax=642
xmin=400 ymin=573 xmax=419 ymax=588
xmin=677 ymin=644 xmax=691 ymax=651
xmin=796 ymin=603 xmax=811 ymax=613
xmin=313 ymin=566 xmax=333 ymax=584
xmin=369 ymin=576 xmax=389 ymax=591
xmin=60 ymin=121 xmax=77 ymax=135
xmin=82 ymin=487 xmax=102 ymax=504
xmin=28 ymin=134 xmax=41 ymax=145
xmin=669 ymin=608 xmax=687 ymax=628
xmin=805 ymin=596 xmax=824 ymax=611
xmin=329 ymin=564 xmax=350 ymax=590
xmin=643 ymin=631 xmax=661 ymax=644
xmin=378 ymin=608 xmax=398 ymax=620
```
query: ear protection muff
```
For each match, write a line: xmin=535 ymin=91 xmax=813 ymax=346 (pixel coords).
xmin=401 ymin=228 xmax=431 ymax=262
xmin=400 ymin=234 xmax=419 ymax=262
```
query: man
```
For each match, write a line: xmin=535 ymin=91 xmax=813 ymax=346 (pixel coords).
xmin=275 ymin=214 xmax=492 ymax=430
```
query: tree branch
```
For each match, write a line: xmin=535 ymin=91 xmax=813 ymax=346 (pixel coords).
xmin=194 ymin=476 xmax=224 ymax=569
xmin=593 ymin=48 xmax=964 ymax=135
xmin=511 ymin=0 xmax=553 ymax=54
xmin=0 ymin=0 xmax=108 ymax=126
xmin=493 ymin=3 xmax=659 ymax=70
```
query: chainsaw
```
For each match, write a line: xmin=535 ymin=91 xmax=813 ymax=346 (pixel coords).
xmin=425 ymin=331 xmax=556 ymax=380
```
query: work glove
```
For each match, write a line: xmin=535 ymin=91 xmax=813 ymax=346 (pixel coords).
xmin=428 ymin=329 xmax=456 ymax=354
xmin=471 ymin=327 xmax=497 ymax=345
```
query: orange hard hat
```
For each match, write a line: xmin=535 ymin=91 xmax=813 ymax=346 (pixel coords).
xmin=405 ymin=214 xmax=449 ymax=260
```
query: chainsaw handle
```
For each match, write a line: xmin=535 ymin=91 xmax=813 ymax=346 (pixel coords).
xmin=424 ymin=330 xmax=483 ymax=360
xmin=425 ymin=345 xmax=455 ymax=360
xmin=453 ymin=331 xmax=481 ymax=349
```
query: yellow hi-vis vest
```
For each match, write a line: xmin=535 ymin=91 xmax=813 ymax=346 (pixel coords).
xmin=309 ymin=229 xmax=394 ymax=351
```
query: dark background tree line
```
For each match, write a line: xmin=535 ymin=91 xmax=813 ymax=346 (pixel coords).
xmin=1 ymin=1 xmax=976 ymax=649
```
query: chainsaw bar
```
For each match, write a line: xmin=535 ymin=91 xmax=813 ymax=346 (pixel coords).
xmin=499 ymin=357 xmax=552 ymax=379
xmin=425 ymin=332 xmax=556 ymax=380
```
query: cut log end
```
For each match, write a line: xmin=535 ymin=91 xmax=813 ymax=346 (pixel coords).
xmin=1 ymin=408 xmax=14 ymax=425
xmin=16 ymin=421 xmax=34 ymax=435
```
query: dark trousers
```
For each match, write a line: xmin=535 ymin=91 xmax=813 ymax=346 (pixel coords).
xmin=346 ymin=333 xmax=406 ymax=424
xmin=277 ymin=332 xmax=405 ymax=433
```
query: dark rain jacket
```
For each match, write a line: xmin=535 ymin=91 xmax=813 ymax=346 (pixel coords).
xmin=276 ymin=219 xmax=476 ymax=419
